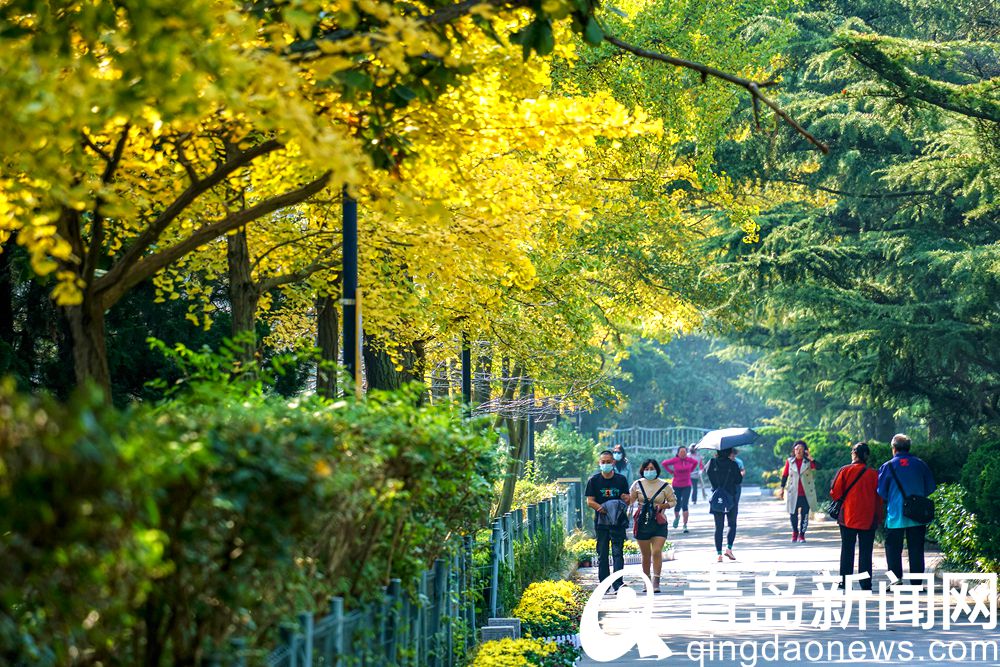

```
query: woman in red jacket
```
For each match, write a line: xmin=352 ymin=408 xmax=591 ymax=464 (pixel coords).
xmin=830 ymin=442 xmax=882 ymax=590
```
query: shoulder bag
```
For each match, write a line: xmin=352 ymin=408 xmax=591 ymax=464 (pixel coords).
xmin=824 ymin=465 xmax=868 ymax=522
xmin=888 ymin=462 xmax=935 ymax=524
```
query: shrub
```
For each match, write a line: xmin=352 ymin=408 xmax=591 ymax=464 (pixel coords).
xmin=512 ymin=580 xmax=587 ymax=638
xmin=498 ymin=513 xmax=568 ymax=614
xmin=535 ymin=424 xmax=599 ymax=483
xmin=470 ymin=637 xmax=580 ymax=667
xmin=0 ymin=379 xmax=499 ymax=665
xmin=927 ymin=484 xmax=982 ymax=570
xmin=498 ymin=462 xmax=565 ymax=514
xmin=961 ymin=442 xmax=1000 ymax=565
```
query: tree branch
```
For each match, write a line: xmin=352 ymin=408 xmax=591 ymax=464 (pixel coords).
xmin=98 ymin=138 xmax=283 ymax=296
xmin=84 ymin=124 xmax=131 ymax=286
xmin=768 ymin=177 xmax=937 ymax=199
xmin=249 ymin=230 xmax=340 ymax=272
xmin=604 ymin=35 xmax=829 ymax=154
xmin=258 ymin=252 xmax=343 ymax=292
xmin=838 ymin=34 xmax=1000 ymax=123
xmin=95 ymin=171 xmax=331 ymax=309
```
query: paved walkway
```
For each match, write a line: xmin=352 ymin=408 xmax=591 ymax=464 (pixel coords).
xmin=575 ymin=493 xmax=997 ymax=666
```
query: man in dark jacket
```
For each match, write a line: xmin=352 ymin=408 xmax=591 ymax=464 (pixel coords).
xmin=586 ymin=450 xmax=630 ymax=591
xmin=877 ymin=433 xmax=936 ymax=583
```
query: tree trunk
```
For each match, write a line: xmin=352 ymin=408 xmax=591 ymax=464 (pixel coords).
xmin=493 ymin=365 xmax=530 ymax=517
xmin=363 ymin=336 xmax=425 ymax=391
xmin=0 ymin=241 xmax=13 ymax=346
xmin=65 ymin=297 xmax=111 ymax=395
xmin=227 ymin=228 xmax=259 ymax=365
xmin=316 ymin=293 xmax=339 ymax=397
xmin=473 ymin=348 xmax=492 ymax=405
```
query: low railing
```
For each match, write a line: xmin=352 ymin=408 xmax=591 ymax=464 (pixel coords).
xmin=218 ymin=485 xmax=581 ymax=667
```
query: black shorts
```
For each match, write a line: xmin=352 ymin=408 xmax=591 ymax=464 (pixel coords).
xmin=635 ymin=522 xmax=669 ymax=540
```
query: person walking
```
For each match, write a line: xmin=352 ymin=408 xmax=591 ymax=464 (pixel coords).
xmin=707 ymin=449 xmax=743 ymax=563
xmin=629 ymin=459 xmax=677 ymax=592
xmin=779 ymin=440 xmax=819 ymax=542
xmin=661 ymin=445 xmax=698 ymax=533
xmin=689 ymin=446 xmax=706 ymax=503
xmin=586 ymin=450 xmax=631 ymax=591
xmin=611 ymin=444 xmax=632 ymax=486
xmin=830 ymin=442 xmax=881 ymax=590
xmin=877 ymin=434 xmax=936 ymax=584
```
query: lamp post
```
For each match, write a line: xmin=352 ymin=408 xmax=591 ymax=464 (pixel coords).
xmin=341 ymin=188 xmax=360 ymax=395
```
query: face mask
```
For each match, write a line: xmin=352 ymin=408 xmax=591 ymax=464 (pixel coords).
xmin=599 ymin=463 xmax=614 ymax=474
xmin=643 ymin=470 xmax=657 ymax=480
xmin=613 ymin=452 xmax=623 ymax=461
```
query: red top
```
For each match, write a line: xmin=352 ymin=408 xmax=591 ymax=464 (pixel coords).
xmin=830 ymin=463 xmax=882 ymax=530
xmin=661 ymin=456 xmax=699 ymax=488
xmin=782 ymin=458 xmax=817 ymax=496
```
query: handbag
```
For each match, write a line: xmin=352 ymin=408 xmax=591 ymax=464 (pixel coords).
xmin=708 ymin=463 xmax=735 ymax=513
xmin=888 ymin=462 xmax=935 ymax=524
xmin=824 ymin=465 xmax=868 ymax=521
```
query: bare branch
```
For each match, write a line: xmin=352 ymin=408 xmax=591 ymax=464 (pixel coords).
xmin=604 ymin=35 xmax=830 ymax=154
xmin=95 ymin=171 xmax=330 ymax=309
xmin=259 ymin=253 xmax=343 ymax=292
xmin=98 ymin=138 xmax=283 ymax=295
xmin=84 ymin=124 xmax=131 ymax=285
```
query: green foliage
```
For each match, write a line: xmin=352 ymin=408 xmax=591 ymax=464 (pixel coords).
xmin=712 ymin=0 xmax=1000 ymax=440
xmin=961 ymin=442 xmax=1000 ymax=564
xmin=0 ymin=378 xmax=498 ymax=664
xmin=757 ymin=427 xmax=852 ymax=491
xmin=470 ymin=637 xmax=581 ymax=667
xmin=534 ymin=424 xmax=599 ymax=484
xmin=584 ymin=337 xmax=775 ymax=433
xmin=927 ymin=484 xmax=982 ymax=570
xmin=498 ymin=462 xmax=566 ymax=514
xmin=499 ymin=517 xmax=568 ymax=615
xmin=511 ymin=580 xmax=587 ymax=638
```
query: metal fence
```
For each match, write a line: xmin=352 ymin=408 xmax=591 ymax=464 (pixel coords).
xmin=598 ymin=426 xmax=710 ymax=475
xmin=230 ymin=487 xmax=578 ymax=667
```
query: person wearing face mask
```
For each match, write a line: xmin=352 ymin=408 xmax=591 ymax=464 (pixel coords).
xmin=629 ymin=459 xmax=676 ymax=592
xmin=586 ymin=450 xmax=631 ymax=592
xmin=611 ymin=444 xmax=632 ymax=485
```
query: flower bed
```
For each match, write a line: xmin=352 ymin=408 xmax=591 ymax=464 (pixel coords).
xmin=511 ymin=580 xmax=587 ymax=637
xmin=470 ymin=637 xmax=580 ymax=667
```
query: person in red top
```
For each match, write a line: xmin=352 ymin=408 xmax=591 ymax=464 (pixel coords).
xmin=830 ymin=442 xmax=882 ymax=590
xmin=662 ymin=446 xmax=699 ymax=533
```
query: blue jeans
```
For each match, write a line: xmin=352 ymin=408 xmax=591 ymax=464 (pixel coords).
xmin=596 ymin=526 xmax=626 ymax=589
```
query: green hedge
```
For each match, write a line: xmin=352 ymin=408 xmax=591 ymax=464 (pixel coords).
xmin=0 ymin=380 xmax=497 ymax=665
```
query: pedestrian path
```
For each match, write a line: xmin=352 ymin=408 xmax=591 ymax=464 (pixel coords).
xmin=575 ymin=495 xmax=997 ymax=666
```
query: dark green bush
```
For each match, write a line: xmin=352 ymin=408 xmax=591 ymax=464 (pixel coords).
xmin=0 ymin=379 xmax=498 ymax=665
xmin=961 ymin=442 xmax=1000 ymax=565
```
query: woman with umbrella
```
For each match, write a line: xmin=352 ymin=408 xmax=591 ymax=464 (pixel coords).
xmin=707 ymin=447 xmax=743 ymax=562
